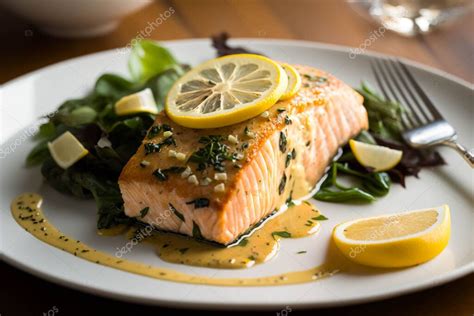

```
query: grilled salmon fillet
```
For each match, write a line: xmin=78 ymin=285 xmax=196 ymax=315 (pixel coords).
xmin=118 ymin=65 xmax=368 ymax=245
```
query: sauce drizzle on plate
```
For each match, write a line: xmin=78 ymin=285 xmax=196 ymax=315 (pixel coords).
xmin=11 ymin=193 xmax=341 ymax=286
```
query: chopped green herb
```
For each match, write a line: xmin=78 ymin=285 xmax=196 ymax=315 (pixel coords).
xmin=152 ymin=166 xmax=186 ymax=181
xmin=152 ymin=169 xmax=167 ymax=181
xmin=272 ymin=231 xmax=292 ymax=239
xmin=279 ymin=131 xmax=287 ymax=153
xmin=313 ymin=214 xmax=329 ymax=221
xmin=285 ymin=191 xmax=293 ymax=205
xmin=139 ymin=207 xmax=149 ymax=218
xmin=285 ymin=152 xmax=292 ymax=168
xmin=178 ymin=248 xmax=189 ymax=254
xmin=169 ymin=203 xmax=185 ymax=222
xmin=297 ymin=251 xmax=307 ymax=254
xmin=248 ymin=255 xmax=256 ymax=261
xmin=189 ymin=135 xmax=233 ymax=171
xmin=144 ymin=136 xmax=176 ymax=155
xmin=186 ymin=198 xmax=210 ymax=209
xmin=284 ymin=115 xmax=292 ymax=125
xmin=147 ymin=125 xmax=161 ymax=139
xmin=192 ymin=221 xmax=203 ymax=239
xmin=277 ymin=108 xmax=286 ymax=113
xmin=238 ymin=238 xmax=249 ymax=247
xmin=303 ymin=74 xmax=328 ymax=84
xmin=279 ymin=173 xmax=287 ymax=195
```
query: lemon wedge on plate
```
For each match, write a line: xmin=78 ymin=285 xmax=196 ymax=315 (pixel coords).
xmin=333 ymin=205 xmax=451 ymax=268
xmin=165 ymin=54 xmax=288 ymax=128
xmin=279 ymin=63 xmax=302 ymax=100
xmin=349 ymin=139 xmax=402 ymax=171
xmin=48 ymin=131 xmax=89 ymax=169
xmin=115 ymin=88 xmax=158 ymax=116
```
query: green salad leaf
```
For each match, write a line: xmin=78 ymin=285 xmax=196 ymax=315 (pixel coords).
xmin=128 ymin=40 xmax=180 ymax=83
xmin=26 ymin=40 xmax=184 ymax=229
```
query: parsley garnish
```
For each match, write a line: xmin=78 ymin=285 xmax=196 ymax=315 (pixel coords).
xmin=272 ymin=231 xmax=292 ymax=239
xmin=189 ymin=135 xmax=233 ymax=171
xmin=169 ymin=203 xmax=185 ymax=222
xmin=147 ymin=126 xmax=161 ymax=139
xmin=238 ymin=238 xmax=249 ymax=247
xmin=186 ymin=198 xmax=210 ymax=209
xmin=139 ymin=207 xmax=149 ymax=218
xmin=279 ymin=173 xmax=287 ymax=195
xmin=313 ymin=214 xmax=329 ymax=221
xmin=178 ymin=248 xmax=189 ymax=254
xmin=192 ymin=221 xmax=203 ymax=239
xmin=152 ymin=166 xmax=186 ymax=181
xmin=144 ymin=136 xmax=176 ymax=155
xmin=279 ymin=131 xmax=287 ymax=153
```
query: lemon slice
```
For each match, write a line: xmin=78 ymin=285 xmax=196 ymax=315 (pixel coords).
xmin=279 ymin=63 xmax=302 ymax=100
xmin=165 ymin=54 xmax=288 ymax=128
xmin=48 ymin=131 xmax=89 ymax=169
xmin=349 ymin=139 xmax=402 ymax=171
xmin=115 ymin=88 xmax=158 ymax=116
xmin=333 ymin=205 xmax=450 ymax=268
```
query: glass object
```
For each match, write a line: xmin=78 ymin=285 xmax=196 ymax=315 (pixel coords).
xmin=348 ymin=0 xmax=473 ymax=36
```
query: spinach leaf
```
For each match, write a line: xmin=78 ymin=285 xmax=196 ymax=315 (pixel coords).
xmin=128 ymin=40 xmax=179 ymax=83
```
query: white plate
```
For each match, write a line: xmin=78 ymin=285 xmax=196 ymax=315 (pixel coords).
xmin=0 ymin=39 xmax=473 ymax=310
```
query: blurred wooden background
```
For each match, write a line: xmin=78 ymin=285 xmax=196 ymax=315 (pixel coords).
xmin=0 ymin=0 xmax=473 ymax=84
xmin=0 ymin=0 xmax=472 ymax=315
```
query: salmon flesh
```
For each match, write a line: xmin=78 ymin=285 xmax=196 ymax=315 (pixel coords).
xmin=118 ymin=65 xmax=368 ymax=245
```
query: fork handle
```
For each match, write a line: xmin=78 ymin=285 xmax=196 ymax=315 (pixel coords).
xmin=442 ymin=139 xmax=474 ymax=168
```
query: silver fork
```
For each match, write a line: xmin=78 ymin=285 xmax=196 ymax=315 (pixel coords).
xmin=371 ymin=58 xmax=474 ymax=168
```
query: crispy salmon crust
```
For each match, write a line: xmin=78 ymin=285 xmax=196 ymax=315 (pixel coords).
xmin=119 ymin=65 xmax=368 ymax=245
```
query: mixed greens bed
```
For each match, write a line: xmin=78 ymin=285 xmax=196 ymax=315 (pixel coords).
xmin=27 ymin=41 xmax=187 ymax=229
xmin=26 ymin=35 xmax=443 ymax=230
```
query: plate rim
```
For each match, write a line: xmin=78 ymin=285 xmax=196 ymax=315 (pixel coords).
xmin=1 ymin=38 xmax=473 ymax=310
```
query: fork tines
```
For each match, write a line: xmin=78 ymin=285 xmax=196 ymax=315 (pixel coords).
xmin=370 ymin=58 xmax=443 ymax=130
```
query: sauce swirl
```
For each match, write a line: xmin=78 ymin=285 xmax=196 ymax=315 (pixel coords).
xmin=12 ymin=193 xmax=341 ymax=286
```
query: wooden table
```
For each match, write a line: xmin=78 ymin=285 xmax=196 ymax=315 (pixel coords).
xmin=1 ymin=1 xmax=472 ymax=315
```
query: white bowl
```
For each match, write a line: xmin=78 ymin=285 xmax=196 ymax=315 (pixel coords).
xmin=0 ymin=0 xmax=152 ymax=37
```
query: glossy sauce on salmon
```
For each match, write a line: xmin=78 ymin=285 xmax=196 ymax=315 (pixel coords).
xmin=119 ymin=65 xmax=368 ymax=245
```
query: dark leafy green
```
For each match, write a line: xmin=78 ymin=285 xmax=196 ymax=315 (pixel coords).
xmin=26 ymin=40 xmax=184 ymax=229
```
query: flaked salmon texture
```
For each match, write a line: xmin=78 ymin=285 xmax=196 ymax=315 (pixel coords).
xmin=119 ymin=65 xmax=368 ymax=245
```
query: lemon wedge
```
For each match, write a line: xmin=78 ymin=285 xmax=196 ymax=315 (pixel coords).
xmin=349 ymin=139 xmax=402 ymax=171
xmin=165 ymin=54 xmax=288 ymax=129
xmin=333 ymin=205 xmax=451 ymax=268
xmin=48 ymin=131 xmax=89 ymax=169
xmin=115 ymin=88 xmax=158 ymax=116
xmin=279 ymin=63 xmax=302 ymax=100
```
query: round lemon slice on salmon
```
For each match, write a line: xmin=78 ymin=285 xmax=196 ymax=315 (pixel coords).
xmin=48 ymin=131 xmax=89 ymax=169
xmin=332 ymin=205 xmax=451 ymax=268
xmin=349 ymin=139 xmax=402 ymax=171
xmin=279 ymin=63 xmax=302 ymax=100
xmin=115 ymin=88 xmax=158 ymax=116
xmin=165 ymin=54 xmax=288 ymax=128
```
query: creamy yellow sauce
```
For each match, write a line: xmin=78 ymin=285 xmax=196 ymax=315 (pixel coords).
xmin=137 ymin=201 xmax=321 ymax=269
xmin=12 ymin=193 xmax=342 ymax=286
